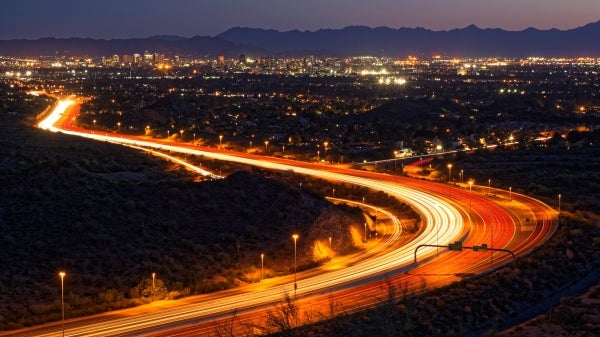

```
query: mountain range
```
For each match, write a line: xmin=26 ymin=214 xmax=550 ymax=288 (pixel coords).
xmin=1 ymin=21 xmax=599 ymax=57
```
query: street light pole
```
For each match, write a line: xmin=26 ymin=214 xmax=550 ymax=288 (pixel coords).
xmin=264 ymin=140 xmax=269 ymax=154
xmin=447 ymin=163 xmax=453 ymax=182
xmin=509 ymin=186 xmax=512 ymax=201
xmin=364 ymin=222 xmax=367 ymax=243
xmin=488 ymin=179 xmax=491 ymax=195
xmin=468 ymin=180 xmax=474 ymax=217
xmin=59 ymin=271 xmax=66 ymax=337
xmin=260 ymin=253 xmax=264 ymax=281
xmin=558 ymin=194 xmax=561 ymax=212
xmin=152 ymin=272 xmax=156 ymax=302
xmin=292 ymin=234 xmax=299 ymax=296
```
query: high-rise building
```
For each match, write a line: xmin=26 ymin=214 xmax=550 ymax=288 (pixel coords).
xmin=143 ymin=52 xmax=154 ymax=63
xmin=153 ymin=53 xmax=164 ymax=64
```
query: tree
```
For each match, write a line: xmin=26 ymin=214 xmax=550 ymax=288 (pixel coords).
xmin=129 ymin=277 xmax=168 ymax=300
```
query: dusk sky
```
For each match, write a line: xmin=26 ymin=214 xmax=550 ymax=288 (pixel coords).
xmin=1 ymin=0 xmax=598 ymax=40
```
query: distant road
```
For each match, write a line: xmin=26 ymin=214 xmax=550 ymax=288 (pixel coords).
xmin=3 ymin=99 xmax=557 ymax=336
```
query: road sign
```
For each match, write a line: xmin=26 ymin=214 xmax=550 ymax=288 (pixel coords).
xmin=473 ymin=244 xmax=488 ymax=252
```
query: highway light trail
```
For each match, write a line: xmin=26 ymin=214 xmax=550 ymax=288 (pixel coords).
xmin=40 ymin=100 xmax=464 ymax=270
xmin=15 ymin=99 xmax=555 ymax=337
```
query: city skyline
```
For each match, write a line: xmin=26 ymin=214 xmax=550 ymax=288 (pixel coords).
xmin=0 ymin=0 xmax=598 ymax=40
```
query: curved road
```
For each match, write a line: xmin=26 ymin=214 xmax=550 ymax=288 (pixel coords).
xmin=2 ymin=99 xmax=558 ymax=336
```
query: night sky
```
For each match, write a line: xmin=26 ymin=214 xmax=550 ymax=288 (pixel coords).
xmin=0 ymin=0 xmax=598 ymax=40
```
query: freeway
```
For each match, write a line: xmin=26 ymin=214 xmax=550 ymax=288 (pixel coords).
xmin=4 ymin=99 xmax=558 ymax=336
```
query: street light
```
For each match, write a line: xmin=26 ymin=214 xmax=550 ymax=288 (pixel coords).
xmin=93 ymin=119 xmax=96 ymax=131
xmin=488 ymin=179 xmax=491 ymax=195
xmin=447 ymin=163 xmax=453 ymax=182
xmin=180 ymin=130 xmax=184 ymax=141
xmin=332 ymin=188 xmax=335 ymax=198
xmin=219 ymin=134 xmax=223 ymax=147
xmin=292 ymin=234 xmax=299 ymax=296
xmin=468 ymin=180 xmax=474 ymax=216
xmin=328 ymin=236 xmax=332 ymax=249
xmin=152 ymin=272 xmax=156 ymax=302
xmin=460 ymin=169 xmax=464 ymax=183
xmin=558 ymin=194 xmax=561 ymax=212
xmin=117 ymin=122 xmax=121 ymax=131
xmin=264 ymin=140 xmax=269 ymax=154
xmin=509 ymin=186 xmax=512 ymax=201
xmin=260 ymin=253 xmax=264 ymax=281
xmin=59 ymin=271 xmax=66 ymax=337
